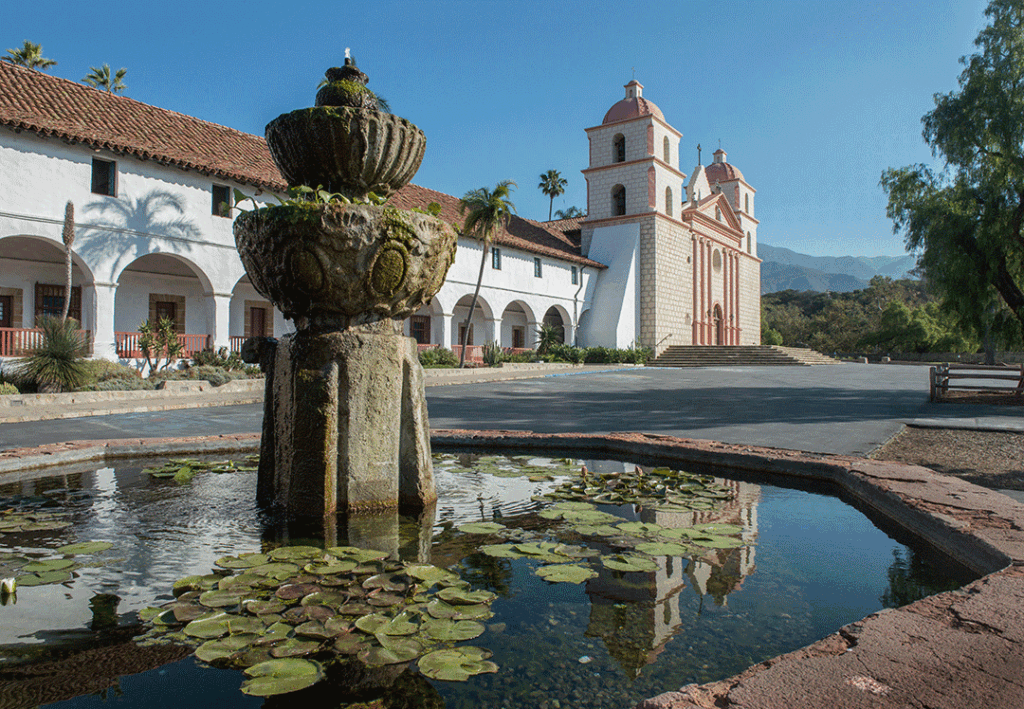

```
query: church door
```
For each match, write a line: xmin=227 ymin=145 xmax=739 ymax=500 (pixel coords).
xmin=714 ymin=305 xmax=724 ymax=345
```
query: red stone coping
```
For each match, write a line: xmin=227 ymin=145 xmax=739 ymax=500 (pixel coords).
xmin=2 ymin=429 xmax=1023 ymax=708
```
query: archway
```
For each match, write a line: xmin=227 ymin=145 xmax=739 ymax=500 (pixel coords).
xmin=452 ymin=294 xmax=494 ymax=363
xmin=543 ymin=306 xmax=567 ymax=345
xmin=114 ymin=253 xmax=214 ymax=358
xmin=0 ymin=235 xmax=94 ymax=355
xmin=500 ymin=300 xmax=536 ymax=350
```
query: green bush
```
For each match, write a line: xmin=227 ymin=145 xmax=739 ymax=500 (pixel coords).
xmin=18 ymin=316 xmax=89 ymax=392
xmin=79 ymin=378 xmax=155 ymax=391
xmin=418 ymin=347 xmax=458 ymax=368
xmin=503 ymin=350 xmax=538 ymax=363
xmin=149 ymin=365 xmax=251 ymax=388
xmin=762 ymin=328 xmax=784 ymax=346
xmin=481 ymin=342 xmax=504 ymax=367
xmin=79 ymin=359 xmax=143 ymax=385
xmin=192 ymin=346 xmax=250 ymax=372
xmin=0 ymin=382 xmax=18 ymax=396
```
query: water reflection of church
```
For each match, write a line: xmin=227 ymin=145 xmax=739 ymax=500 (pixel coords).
xmin=581 ymin=461 xmax=761 ymax=677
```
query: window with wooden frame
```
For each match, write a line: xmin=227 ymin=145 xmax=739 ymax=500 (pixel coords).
xmin=34 ymin=283 xmax=80 ymax=323
xmin=410 ymin=315 xmax=431 ymax=345
xmin=91 ymin=157 xmax=116 ymax=196
xmin=212 ymin=184 xmax=232 ymax=217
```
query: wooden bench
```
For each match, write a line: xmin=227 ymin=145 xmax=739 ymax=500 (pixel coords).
xmin=929 ymin=362 xmax=1024 ymax=402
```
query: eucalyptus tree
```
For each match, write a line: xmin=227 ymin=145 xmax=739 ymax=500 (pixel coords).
xmin=83 ymin=64 xmax=127 ymax=93
xmin=3 ymin=41 xmax=56 ymax=70
xmin=882 ymin=0 xmax=1024 ymax=348
xmin=457 ymin=181 xmax=517 ymax=367
xmin=538 ymin=170 xmax=567 ymax=221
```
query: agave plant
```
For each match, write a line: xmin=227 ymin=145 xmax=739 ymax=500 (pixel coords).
xmin=20 ymin=316 xmax=89 ymax=392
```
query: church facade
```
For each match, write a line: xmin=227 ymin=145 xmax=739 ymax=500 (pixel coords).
xmin=579 ymin=80 xmax=761 ymax=350
xmin=0 ymin=62 xmax=759 ymax=364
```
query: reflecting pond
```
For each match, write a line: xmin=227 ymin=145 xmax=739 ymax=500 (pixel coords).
xmin=0 ymin=454 xmax=975 ymax=709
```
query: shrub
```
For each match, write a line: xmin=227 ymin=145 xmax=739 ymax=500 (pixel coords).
xmin=139 ymin=317 xmax=182 ymax=373
xmin=18 ymin=316 xmax=89 ymax=392
xmin=79 ymin=377 xmax=155 ymax=391
xmin=547 ymin=343 xmax=585 ymax=364
xmin=0 ymin=382 xmax=18 ymax=396
xmin=418 ymin=347 xmax=458 ymax=368
xmin=79 ymin=358 xmax=143 ymax=387
xmin=481 ymin=342 xmax=504 ymax=367
xmin=192 ymin=346 xmax=250 ymax=372
xmin=503 ymin=350 xmax=538 ymax=363
xmin=150 ymin=365 xmax=251 ymax=388
xmin=762 ymin=328 xmax=784 ymax=346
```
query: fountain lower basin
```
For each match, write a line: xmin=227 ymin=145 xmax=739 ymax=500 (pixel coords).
xmin=0 ymin=431 xmax=1020 ymax=709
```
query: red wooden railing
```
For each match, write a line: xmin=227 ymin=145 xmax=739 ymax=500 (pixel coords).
xmin=0 ymin=327 xmax=92 ymax=357
xmin=229 ymin=336 xmax=246 ymax=353
xmin=115 ymin=332 xmax=210 ymax=359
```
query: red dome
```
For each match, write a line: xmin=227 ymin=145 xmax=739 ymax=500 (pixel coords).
xmin=705 ymin=160 xmax=744 ymax=183
xmin=602 ymin=96 xmax=664 ymax=125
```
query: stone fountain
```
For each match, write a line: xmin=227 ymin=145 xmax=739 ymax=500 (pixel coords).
xmin=234 ymin=57 xmax=456 ymax=519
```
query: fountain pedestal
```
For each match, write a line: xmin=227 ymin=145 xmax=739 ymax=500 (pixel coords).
xmin=258 ymin=324 xmax=433 ymax=515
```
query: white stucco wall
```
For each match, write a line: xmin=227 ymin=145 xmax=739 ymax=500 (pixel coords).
xmin=580 ymin=222 xmax=640 ymax=348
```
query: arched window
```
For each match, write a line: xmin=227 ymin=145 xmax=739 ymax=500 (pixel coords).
xmin=613 ymin=134 xmax=625 ymax=163
xmin=744 ymin=193 xmax=750 ymax=213
xmin=665 ymin=186 xmax=673 ymax=216
xmin=663 ymin=136 xmax=670 ymax=164
xmin=612 ymin=185 xmax=626 ymax=216
xmin=746 ymin=232 xmax=752 ymax=254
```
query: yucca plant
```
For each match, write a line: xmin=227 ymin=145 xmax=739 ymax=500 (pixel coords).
xmin=20 ymin=316 xmax=88 ymax=392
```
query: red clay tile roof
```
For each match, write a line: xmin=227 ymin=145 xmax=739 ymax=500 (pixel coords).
xmin=544 ymin=215 xmax=584 ymax=232
xmin=0 ymin=61 xmax=286 ymax=191
xmin=389 ymin=184 xmax=604 ymax=268
xmin=0 ymin=61 xmax=603 ymax=268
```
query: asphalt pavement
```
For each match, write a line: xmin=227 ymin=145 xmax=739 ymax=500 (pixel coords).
xmin=2 ymin=363 xmax=1020 ymax=456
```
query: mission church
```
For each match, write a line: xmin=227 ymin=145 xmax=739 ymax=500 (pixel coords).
xmin=0 ymin=61 xmax=760 ymax=363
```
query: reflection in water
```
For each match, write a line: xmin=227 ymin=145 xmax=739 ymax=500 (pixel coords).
xmin=0 ymin=455 xmax=977 ymax=709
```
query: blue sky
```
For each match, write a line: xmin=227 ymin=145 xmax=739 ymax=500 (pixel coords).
xmin=4 ymin=0 xmax=990 ymax=257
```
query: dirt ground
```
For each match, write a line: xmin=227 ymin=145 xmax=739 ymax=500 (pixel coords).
xmin=872 ymin=425 xmax=1024 ymax=491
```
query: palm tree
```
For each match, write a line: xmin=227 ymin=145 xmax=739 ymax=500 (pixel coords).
xmin=60 ymin=201 xmax=75 ymax=322
xmin=82 ymin=64 xmax=127 ymax=93
xmin=553 ymin=206 xmax=584 ymax=220
xmin=538 ymin=169 xmax=567 ymax=221
xmin=458 ymin=181 xmax=517 ymax=368
xmin=3 ymin=41 xmax=57 ymax=71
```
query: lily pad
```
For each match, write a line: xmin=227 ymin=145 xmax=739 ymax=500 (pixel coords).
xmin=426 ymin=600 xmax=493 ymax=621
xmin=56 ymin=541 xmax=113 ymax=555
xmin=22 ymin=558 xmax=76 ymax=573
xmin=198 ymin=589 xmax=244 ymax=609
xmin=616 ymin=521 xmax=664 ymax=537
xmin=270 ymin=638 xmax=323 ymax=658
xmin=479 ymin=544 xmax=525 ymax=559
xmin=184 ymin=613 xmax=232 ymax=639
xmin=417 ymin=647 xmax=499 ymax=682
xmin=325 ymin=546 xmax=389 ymax=563
xmin=535 ymin=564 xmax=598 ymax=584
xmin=195 ymin=633 xmax=258 ymax=664
xmin=602 ymin=555 xmax=659 ymax=573
xmin=420 ymin=617 xmax=486 ymax=642
xmin=216 ymin=553 xmax=270 ymax=569
xmin=244 ymin=599 xmax=287 ymax=616
xmin=241 ymin=658 xmax=324 ymax=696
xmin=635 ymin=541 xmax=694 ymax=556
xmin=354 ymin=611 xmax=418 ymax=636
xmin=304 ymin=559 xmax=357 ymax=575
xmin=333 ymin=631 xmax=368 ymax=654
xmin=358 ymin=636 xmax=424 ymax=667
xmin=572 ymin=524 xmax=623 ymax=536
xmin=269 ymin=546 xmax=323 ymax=562
xmin=436 ymin=587 xmax=497 ymax=605
xmin=692 ymin=523 xmax=744 ymax=535
xmin=691 ymin=534 xmax=745 ymax=549
xmin=405 ymin=564 xmax=459 ymax=586
xmin=173 ymin=574 xmax=221 ymax=595
xmin=362 ymin=573 xmax=408 ymax=592
xmin=457 ymin=522 xmax=507 ymax=535
xmin=17 ymin=570 xmax=72 ymax=586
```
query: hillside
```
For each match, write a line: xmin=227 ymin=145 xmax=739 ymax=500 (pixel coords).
xmin=759 ymin=243 xmax=917 ymax=294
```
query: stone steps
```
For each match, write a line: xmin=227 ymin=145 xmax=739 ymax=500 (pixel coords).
xmin=647 ymin=345 xmax=841 ymax=368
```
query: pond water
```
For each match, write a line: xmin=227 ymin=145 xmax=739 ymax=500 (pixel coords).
xmin=0 ymin=454 xmax=975 ymax=709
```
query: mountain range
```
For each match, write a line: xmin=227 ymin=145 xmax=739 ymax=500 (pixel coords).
xmin=758 ymin=242 xmax=917 ymax=294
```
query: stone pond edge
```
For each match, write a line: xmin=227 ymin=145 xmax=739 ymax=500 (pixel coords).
xmin=2 ymin=428 xmax=1022 ymax=709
